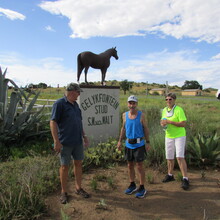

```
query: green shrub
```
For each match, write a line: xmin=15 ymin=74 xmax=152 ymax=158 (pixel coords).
xmin=0 ymin=155 xmax=60 ymax=220
xmin=83 ymin=138 xmax=125 ymax=170
xmin=187 ymin=132 xmax=220 ymax=167
xmin=0 ymin=67 xmax=50 ymax=161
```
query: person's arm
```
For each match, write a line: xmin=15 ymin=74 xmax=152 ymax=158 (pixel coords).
xmin=117 ymin=113 xmax=126 ymax=151
xmin=50 ymin=120 xmax=62 ymax=153
xmin=166 ymin=120 xmax=186 ymax=127
xmin=82 ymin=130 xmax=89 ymax=147
xmin=141 ymin=113 xmax=150 ymax=151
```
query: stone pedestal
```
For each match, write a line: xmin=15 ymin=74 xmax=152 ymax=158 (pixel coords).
xmin=78 ymin=86 xmax=120 ymax=144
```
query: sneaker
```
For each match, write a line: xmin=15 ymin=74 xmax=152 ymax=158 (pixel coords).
xmin=75 ymin=188 xmax=90 ymax=198
xmin=60 ymin=192 xmax=68 ymax=204
xmin=135 ymin=188 xmax=147 ymax=198
xmin=124 ymin=183 xmax=137 ymax=195
xmin=181 ymin=178 xmax=190 ymax=190
xmin=162 ymin=174 xmax=175 ymax=183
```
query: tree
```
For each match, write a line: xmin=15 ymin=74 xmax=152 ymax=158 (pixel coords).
xmin=181 ymin=80 xmax=203 ymax=90
xmin=38 ymin=82 xmax=47 ymax=89
xmin=119 ymin=80 xmax=133 ymax=95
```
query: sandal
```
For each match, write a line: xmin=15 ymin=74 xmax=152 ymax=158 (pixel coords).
xmin=60 ymin=192 xmax=68 ymax=204
xmin=75 ymin=188 xmax=90 ymax=198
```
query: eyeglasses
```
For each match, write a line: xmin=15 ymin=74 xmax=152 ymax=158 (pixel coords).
xmin=165 ymin=98 xmax=173 ymax=101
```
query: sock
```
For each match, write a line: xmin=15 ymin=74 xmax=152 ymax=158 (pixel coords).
xmin=183 ymin=177 xmax=188 ymax=180
xmin=139 ymin=185 xmax=145 ymax=190
xmin=168 ymin=173 xmax=173 ymax=176
xmin=130 ymin=181 xmax=136 ymax=186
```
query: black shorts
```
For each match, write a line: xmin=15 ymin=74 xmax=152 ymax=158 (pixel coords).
xmin=125 ymin=145 xmax=147 ymax=162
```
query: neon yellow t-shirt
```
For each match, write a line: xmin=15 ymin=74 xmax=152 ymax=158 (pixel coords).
xmin=161 ymin=105 xmax=187 ymax=138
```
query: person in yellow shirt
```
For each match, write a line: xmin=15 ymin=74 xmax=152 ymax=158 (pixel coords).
xmin=161 ymin=93 xmax=189 ymax=190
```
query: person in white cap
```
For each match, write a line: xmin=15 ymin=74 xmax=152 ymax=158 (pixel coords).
xmin=117 ymin=95 xmax=150 ymax=198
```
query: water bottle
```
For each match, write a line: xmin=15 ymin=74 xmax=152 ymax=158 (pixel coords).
xmin=162 ymin=118 xmax=167 ymax=131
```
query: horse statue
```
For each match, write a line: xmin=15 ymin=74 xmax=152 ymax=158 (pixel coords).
xmin=77 ymin=47 xmax=119 ymax=85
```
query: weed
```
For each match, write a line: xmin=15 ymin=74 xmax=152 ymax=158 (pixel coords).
xmin=96 ymin=199 xmax=108 ymax=210
xmin=146 ymin=173 xmax=155 ymax=184
xmin=176 ymin=172 xmax=183 ymax=181
xmin=61 ymin=208 xmax=71 ymax=220
xmin=90 ymin=178 xmax=98 ymax=191
xmin=107 ymin=177 xmax=116 ymax=189
xmin=201 ymin=170 xmax=206 ymax=179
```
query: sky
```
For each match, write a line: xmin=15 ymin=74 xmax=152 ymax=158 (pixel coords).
xmin=0 ymin=0 xmax=220 ymax=89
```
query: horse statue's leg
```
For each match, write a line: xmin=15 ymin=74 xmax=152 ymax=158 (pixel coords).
xmin=101 ymin=69 xmax=107 ymax=86
xmin=84 ymin=66 xmax=89 ymax=84
xmin=77 ymin=54 xmax=84 ymax=84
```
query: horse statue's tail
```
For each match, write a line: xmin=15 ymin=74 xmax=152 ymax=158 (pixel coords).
xmin=77 ymin=53 xmax=83 ymax=83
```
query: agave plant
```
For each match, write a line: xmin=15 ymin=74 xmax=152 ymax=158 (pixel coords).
xmin=187 ymin=132 xmax=220 ymax=167
xmin=0 ymin=66 xmax=47 ymax=147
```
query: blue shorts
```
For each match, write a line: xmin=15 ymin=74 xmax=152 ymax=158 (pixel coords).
xmin=59 ymin=144 xmax=84 ymax=166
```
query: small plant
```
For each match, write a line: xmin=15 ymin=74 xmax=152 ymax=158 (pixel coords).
xmin=107 ymin=176 xmax=116 ymax=189
xmin=146 ymin=173 xmax=155 ymax=184
xmin=61 ymin=208 xmax=71 ymax=220
xmin=201 ymin=170 xmax=206 ymax=179
xmin=90 ymin=177 xmax=98 ymax=191
xmin=176 ymin=172 xmax=183 ymax=181
xmin=96 ymin=199 xmax=108 ymax=210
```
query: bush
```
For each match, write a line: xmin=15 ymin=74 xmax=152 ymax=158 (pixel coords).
xmin=0 ymin=66 xmax=49 ymax=161
xmin=0 ymin=155 xmax=60 ymax=220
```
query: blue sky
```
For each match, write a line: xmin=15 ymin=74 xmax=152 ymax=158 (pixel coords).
xmin=0 ymin=0 xmax=220 ymax=89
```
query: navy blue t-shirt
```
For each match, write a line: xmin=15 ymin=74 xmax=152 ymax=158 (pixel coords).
xmin=51 ymin=96 xmax=83 ymax=146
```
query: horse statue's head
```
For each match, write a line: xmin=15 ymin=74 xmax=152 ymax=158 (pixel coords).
xmin=111 ymin=47 xmax=119 ymax=60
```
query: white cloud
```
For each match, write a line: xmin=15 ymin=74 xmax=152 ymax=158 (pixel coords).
xmin=109 ymin=50 xmax=220 ymax=88
xmin=45 ymin=25 xmax=56 ymax=32
xmin=1 ymin=50 xmax=219 ymax=89
xmin=0 ymin=7 xmax=25 ymax=20
xmin=211 ymin=53 xmax=220 ymax=60
xmin=39 ymin=0 xmax=220 ymax=43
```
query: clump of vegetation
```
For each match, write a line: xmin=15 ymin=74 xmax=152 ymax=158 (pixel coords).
xmin=187 ymin=132 xmax=220 ymax=167
xmin=0 ymin=66 xmax=49 ymax=161
xmin=83 ymin=138 xmax=125 ymax=170
xmin=0 ymin=155 xmax=60 ymax=220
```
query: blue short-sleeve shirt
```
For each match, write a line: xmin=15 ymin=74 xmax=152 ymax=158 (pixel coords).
xmin=51 ymin=96 xmax=83 ymax=146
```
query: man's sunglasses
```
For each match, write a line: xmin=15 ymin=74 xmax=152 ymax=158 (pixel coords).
xmin=165 ymin=98 xmax=173 ymax=101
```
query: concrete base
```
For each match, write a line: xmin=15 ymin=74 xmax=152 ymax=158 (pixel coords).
xmin=78 ymin=86 xmax=120 ymax=145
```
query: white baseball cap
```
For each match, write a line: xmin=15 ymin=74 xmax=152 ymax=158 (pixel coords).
xmin=127 ymin=95 xmax=138 ymax=102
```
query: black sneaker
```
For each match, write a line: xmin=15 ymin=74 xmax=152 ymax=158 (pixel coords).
xmin=60 ymin=192 xmax=68 ymax=204
xmin=75 ymin=188 xmax=90 ymax=198
xmin=162 ymin=174 xmax=175 ymax=183
xmin=181 ymin=178 xmax=189 ymax=190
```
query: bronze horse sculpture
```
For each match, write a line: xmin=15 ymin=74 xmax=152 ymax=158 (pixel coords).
xmin=77 ymin=47 xmax=119 ymax=85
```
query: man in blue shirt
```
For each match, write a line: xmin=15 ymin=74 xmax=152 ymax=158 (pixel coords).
xmin=117 ymin=95 xmax=150 ymax=198
xmin=50 ymin=83 xmax=89 ymax=204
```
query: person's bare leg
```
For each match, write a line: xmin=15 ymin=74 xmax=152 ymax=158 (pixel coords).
xmin=127 ymin=161 xmax=135 ymax=182
xmin=136 ymin=162 xmax=145 ymax=185
xmin=73 ymin=160 xmax=82 ymax=190
xmin=60 ymin=165 xmax=69 ymax=193
xmin=167 ymin=159 xmax=175 ymax=175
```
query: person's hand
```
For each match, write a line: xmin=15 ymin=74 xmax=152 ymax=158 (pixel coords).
xmin=54 ymin=142 xmax=62 ymax=153
xmin=161 ymin=119 xmax=167 ymax=126
xmin=83 ymin=136 xmax=89 ymax=148
xmin=117 ymin=141 xmax=122 ymax=151
xmin=145 ymin=143 xmax=150 ymax=152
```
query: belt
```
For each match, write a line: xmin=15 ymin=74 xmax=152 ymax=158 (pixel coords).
xmin=127 ymin=138 xmax=143 ymax=144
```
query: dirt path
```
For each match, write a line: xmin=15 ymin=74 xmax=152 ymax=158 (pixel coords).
xmin=43 ymin=165 xmax=220 ymax=220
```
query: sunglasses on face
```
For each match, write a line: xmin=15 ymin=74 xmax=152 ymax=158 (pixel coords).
xmin=165 ymin=98 xmax=173 ymax=101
